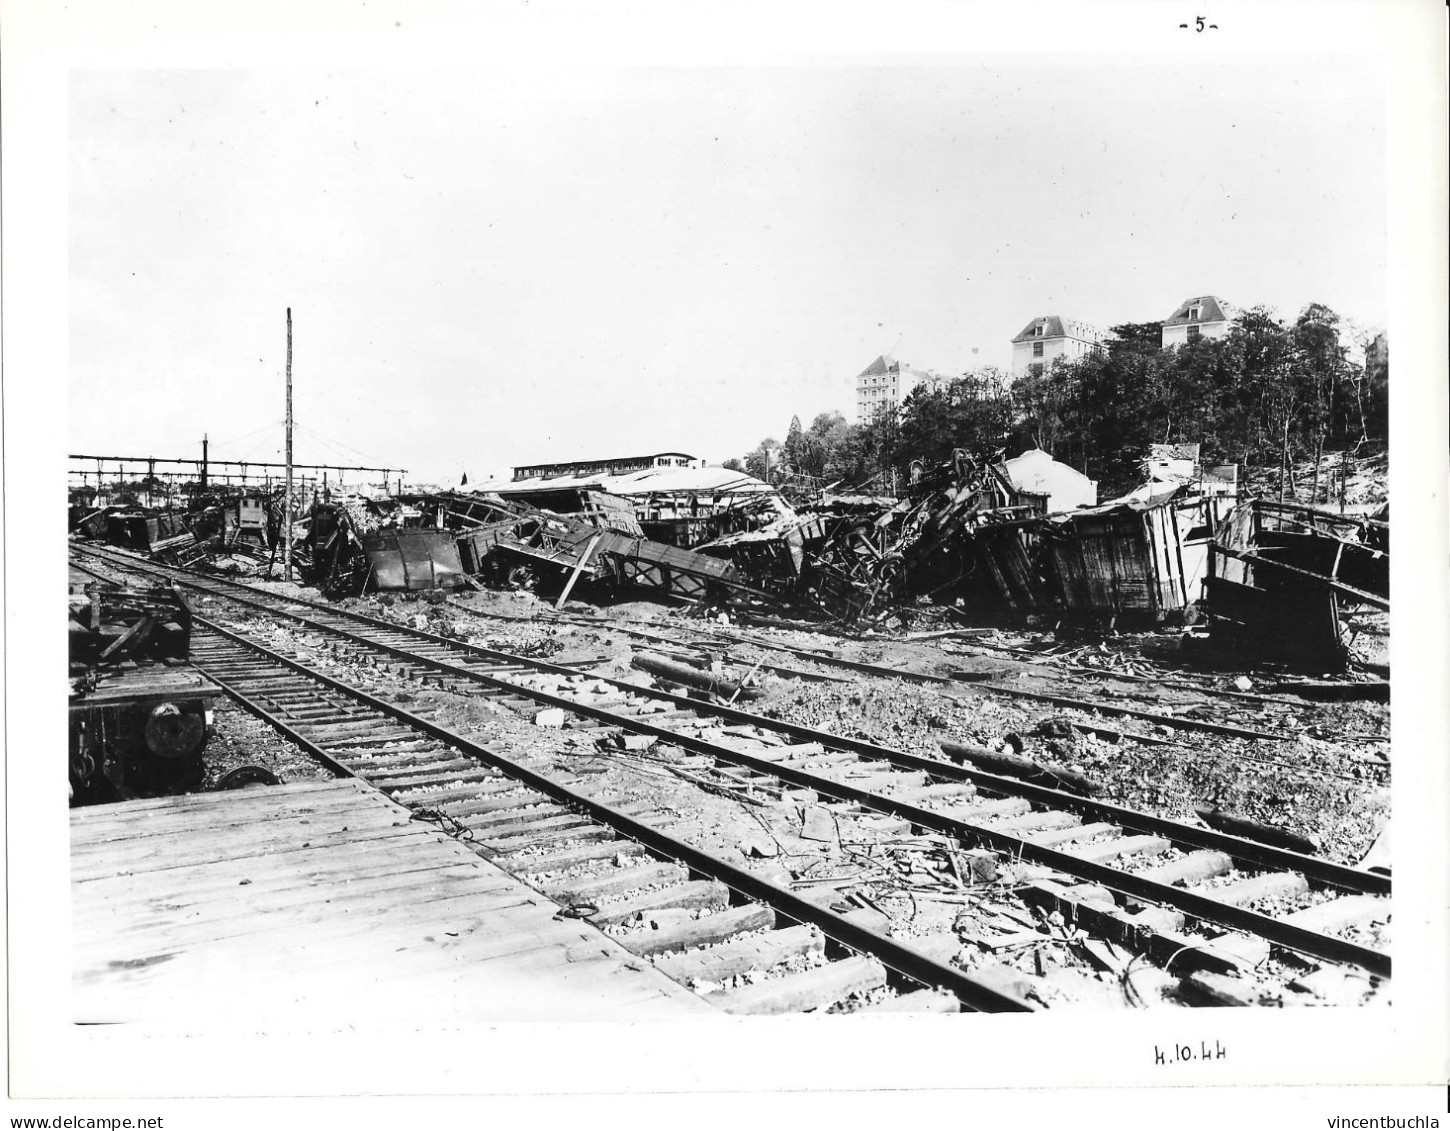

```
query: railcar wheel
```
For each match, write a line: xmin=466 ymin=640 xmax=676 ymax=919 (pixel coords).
xmin=144 ymin=702 xmax=207 ymax=760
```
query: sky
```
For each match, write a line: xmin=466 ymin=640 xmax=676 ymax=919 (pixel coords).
xmin=69 ymin=58 xmax=1387 ymax=486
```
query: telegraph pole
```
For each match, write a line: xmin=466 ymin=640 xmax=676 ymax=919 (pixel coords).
xmin=284 ymin=308 xmax=294 ymax=582
xmin=200 ymin=433 xmax=209 ymax=490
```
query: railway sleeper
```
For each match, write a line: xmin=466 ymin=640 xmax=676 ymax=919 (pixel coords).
xmin=348 ymin=746 xmax=491 ymax=772
xmin=827 ymin=770 xmax=925 ymax=793
xmin=331 ymin=730 xmax=439 ymax=752
xmin=430 ymin=789 xmax=549 ymax=817
xmin=1023 ymin=879 xmax=1263 ymax=979
xmin=240 ymin=689 xmax=335 ymax=704
xmin=279 ymin=706 xmax=373 ymax=722
xmin=463 ymin=809 xmax=595 ymax=838
xmin=294 ymin=718 xmax=411 ymax=738
xmin=1139 ymin=850 xmax=1235 ymax=887
xmin=632 ymin=709 xmax=702 ymax=723
xmin=954 ymin=796 xmax=1033 ymax=821
xmin=338 ymin=738 xmax=446 ymax=759
xmin=360 ymin=752 xmax=478 ymax=775
xmin=1028 ymin=821 xmax=1121 ymax=847
xmin=460 ymin=800 xmax=645 ymax=834
xmin=588 ymin=879 xmax=731 ymax=928
xmin=990 ymin=809 xmax=1081 ymax=834
xmin=540 ymin=862 xmax=691 ymax=903
xmin=708 ymin=954 xmax=888 ymax=1015
xmin=389 ymin=780 xmax=519 ymax=807
xmin=650 ymin=923 xmax=821 ymax=983
xmin=382 ymin=771 xmax=501 ymax=794
xmin=1279 ymin=894 xmax=1389 ymax=937
xmin=1189 ymin=871 xmax=1308 ymax=908
xmin=855 ymin=989 xmax=962 ymax=1014
xmin=1070 ymin=834 xmax=1173 ymax=865
xmin=504 ymin=838 xmax=650 ymax=875
xmin=891 ymin=781 xmax=980 ymax=804
xmin=777 ymin=750 xmax=857 ymax=769
xmin=479 ymin=822 xmax=620 ymax=853
xmin=623 ymin=903 xmax=778 ymax=959
xmin=216 ymin=677 xmax=314 ymax=693
xmin=368 ymin=761 xmax=491 ymax=789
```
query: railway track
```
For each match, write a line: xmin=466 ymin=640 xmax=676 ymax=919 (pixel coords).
xmin=71 ymin=544 xmax=1392 ymax=1008
xmin=440 ymin=592 xmax=1380 ymax=744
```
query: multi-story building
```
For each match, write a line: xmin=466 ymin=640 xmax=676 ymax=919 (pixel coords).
xmin=1161 ymin=295 xmax=1233 ymax=347
xmin=855 ymin=355 xmax=948 ymax=422
xmin=1010 ymin=316 xmax=1109 ymax=377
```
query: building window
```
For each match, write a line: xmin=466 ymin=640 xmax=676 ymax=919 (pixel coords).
xmin=1032 ymin=342 xmax=1044 ymax=357
xmin=1188 ymin=305 xmax=1201 ymax=321
xmin=1033 ymin=324 xmax=1044 ymax=337
xmin=1187 ymin=324 xmax=1201 ymax=341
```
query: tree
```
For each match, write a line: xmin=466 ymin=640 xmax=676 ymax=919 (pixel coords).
xmin=1292 ymin=303 xmax=1354 ymax=501
xmin=1106 ymin=321 xmax=1164 ymax=358
xmin=893 ymin=367 xmax=1015 ymax=479
xmin=743 ymin=438 xmax=781 ymax=483
xmin=782 ymin=415 xmax=804 ymax=476
xmin=802 ymin=411 xmax=853 ymax=480
xmin=720 ymin=457 xmax=745 ymax=473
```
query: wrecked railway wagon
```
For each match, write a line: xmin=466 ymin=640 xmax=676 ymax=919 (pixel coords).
xmin=361 ymin=530 xmax=466 ymax=591
xmin=1039 ymin=490 xmax=1231 ymax=625
xmin=69 ymin=582 xmax=217 ymax=803
xmin=1204 ymin=499 xmax=1389 ymax=671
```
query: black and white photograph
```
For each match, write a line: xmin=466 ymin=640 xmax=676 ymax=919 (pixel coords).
xmin=6 ymin=0 xmax=1448 ymax=1123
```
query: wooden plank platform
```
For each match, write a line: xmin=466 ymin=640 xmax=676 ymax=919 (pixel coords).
xmin=71 ymin=779 xmax=716 ymax=1023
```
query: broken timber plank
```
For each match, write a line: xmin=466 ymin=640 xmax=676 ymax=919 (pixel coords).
xmin=556 ymin=533 xmax=603 ymax=610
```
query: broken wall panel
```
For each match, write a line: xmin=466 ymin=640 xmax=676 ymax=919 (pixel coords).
xmin=966 ymin=523 xmax=1041 ymax=612
xmin=1204 ymin=575 xmax=1346 ymax=670
xmin=1040 ymin=491 xmax=1227 ymax=622
xmin=1043 ymin=508 xmax=1164 ymax=618
xmin=1203 ymin=497 xmax=1387 ymax=671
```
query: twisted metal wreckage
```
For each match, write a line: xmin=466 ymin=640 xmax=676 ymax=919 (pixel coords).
xmin=69 ymin=451 xmax=1390 ymax=670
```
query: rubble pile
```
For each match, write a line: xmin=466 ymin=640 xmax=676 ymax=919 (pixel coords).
xmin=70 ymin=449 xmax=1392 ymax=675
xmin=69 ymin=487 xmax=299 ymax=577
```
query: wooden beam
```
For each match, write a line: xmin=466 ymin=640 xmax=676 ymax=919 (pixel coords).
xmin=556 ymin=533 xmax=602 ymax=609
xmin=1214 ymin=544 xmax=1389 ymax=610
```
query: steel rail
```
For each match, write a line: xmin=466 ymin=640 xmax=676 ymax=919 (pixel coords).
xmin=190 ymin=615 xmax=1037 ymax=1013
xmin=188 ymin=658 xmax=364 ymax=783
xmin=71 ymin=546 xmax=1392 ymax=971
xmin=71 ymin=545 xmax=1389 ymax=891
xmin=190 ymin=599 xmax=1389 ymax=976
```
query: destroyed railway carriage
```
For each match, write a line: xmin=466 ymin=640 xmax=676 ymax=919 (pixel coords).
xmin=808 ymin=450 xmax=1047 ymax=623
xmin=473 ymin=464 xmax=786 ymax=550
xmin=1203 ymin=499 xmax=1389 ymax=671
xmin=690 ymin=449 xmax=1052 ymax=625
xmin=71 ymin=506 xmax=192 ymax=553
xmin=302 ymin=487 xmax=761 ymax=607
xmin=1038 ymin=489 xmax=1232 ymax=626
xmin=68 ymin=582 xmax=217 ymax=803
